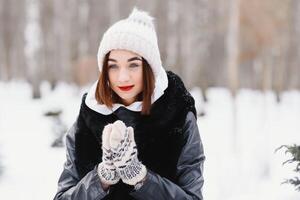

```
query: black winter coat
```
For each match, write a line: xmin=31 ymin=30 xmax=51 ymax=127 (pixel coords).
xmin=54 ymin=71 xmax=205 ymax=200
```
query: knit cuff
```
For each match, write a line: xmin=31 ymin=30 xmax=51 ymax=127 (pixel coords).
xmin=118 ymin=156 xmax=147 ymax=185
xmin=97 ymin=162 xmax=120 ymax=185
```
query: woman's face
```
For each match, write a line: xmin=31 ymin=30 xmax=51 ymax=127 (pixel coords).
xmin=107 ymin=50 xmax=143 ymax=106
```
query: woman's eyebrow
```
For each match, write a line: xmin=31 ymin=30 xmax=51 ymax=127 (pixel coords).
xmin=128 ymin=57 xmax=142 ymax=62
xmin=108 ymin=57 xmax=142 ymax=62
xmin=108 ymin=58 xmax=117 ymax=62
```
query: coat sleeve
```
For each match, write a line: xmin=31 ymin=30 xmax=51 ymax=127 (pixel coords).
xmin=53 ymin=120 xmax=108 ymax=200
xmin=130 ymin=111 xmax=205 ymax=200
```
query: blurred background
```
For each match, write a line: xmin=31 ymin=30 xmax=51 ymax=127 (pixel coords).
xmin=0 ymin=0 xmax=300 ymax=199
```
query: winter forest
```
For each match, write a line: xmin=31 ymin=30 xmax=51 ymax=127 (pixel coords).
xmin=0 ymin=0 xmax=300 ymax=199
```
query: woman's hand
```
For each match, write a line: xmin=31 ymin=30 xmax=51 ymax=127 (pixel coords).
xmin=97 ymin=124 xmax=120 ymax=186
xmin=110 ymin=120 xmax=147 ymax=186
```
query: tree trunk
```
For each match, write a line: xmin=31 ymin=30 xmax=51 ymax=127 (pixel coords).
xmin=25 ymin=0 xmax=42 ymax=98
xmin=226 ymin=0 xmax=240 ymax=97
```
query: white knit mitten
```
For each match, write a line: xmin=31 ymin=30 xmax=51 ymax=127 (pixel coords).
xmin=110 ymin=120 xmax=147 ymax=185
xmin=97 ymin=124 xmax=120 ymax=185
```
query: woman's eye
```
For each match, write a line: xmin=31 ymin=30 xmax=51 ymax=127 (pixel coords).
xmin=108 ymin=64 xmax=118 ymax=69
xmin=129 ymin=63 xmax=140 ymax=68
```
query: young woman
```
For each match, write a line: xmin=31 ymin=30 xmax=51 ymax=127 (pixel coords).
xmin=54 ymin=8 xmax=205 ymax=200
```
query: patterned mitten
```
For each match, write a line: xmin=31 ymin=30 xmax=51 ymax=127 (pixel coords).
xmin=97 ymin=123 xmax=120 ymax=185
xmin=110 ymin=120 xmax=147 ymax=185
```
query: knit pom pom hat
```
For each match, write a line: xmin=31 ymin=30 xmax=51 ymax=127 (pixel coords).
xmin=96 ymin=7 xmax=168 ymax=103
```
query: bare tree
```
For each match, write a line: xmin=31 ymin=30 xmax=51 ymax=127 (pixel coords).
xmin=10 ymin=0 xmax=27 ymax=80
xmin=287 ymin=0 xmax=300 ymax=90
xmin=40 ymin=0 xmax=56 ymax=88
xmin=226 ymin=0 xmax=240 ymax=97
xmin=0 ymin=0 xmax=4 ymax=80
xmin=296 ymin=0 xmax=300 ymax=89
xmin=25 ymin=0 xmax=42 ymax=98
xmin=239 ymin=0 xmax=289 ymax=94
xmin=1 ymin=0 xmax=13 ymax=81
xmin=0 ymin=0 xmax=25 ymax=81
xmin=184 ymin=0 xmax=211 ymax=98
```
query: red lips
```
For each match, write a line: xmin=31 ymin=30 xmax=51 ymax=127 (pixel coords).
xmin=118 ymin=85 xmax=134 ymax=91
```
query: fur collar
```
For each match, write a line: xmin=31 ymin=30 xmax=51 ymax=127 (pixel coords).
xmin=80 ymin=71 xmax=196 ymax=132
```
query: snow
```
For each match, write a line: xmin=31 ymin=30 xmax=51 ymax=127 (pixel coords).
xmin=198 ymin=88 xmax=300 ymax=200
xmin=0 ymin=81 xmax=299 ymax=199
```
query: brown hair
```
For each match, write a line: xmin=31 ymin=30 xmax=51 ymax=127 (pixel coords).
xmin=95 ymin=52 xmax=155 ymax=115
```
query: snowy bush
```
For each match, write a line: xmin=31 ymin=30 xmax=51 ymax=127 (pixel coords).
xmin=277 ymin=144 xmax=300 ymax=191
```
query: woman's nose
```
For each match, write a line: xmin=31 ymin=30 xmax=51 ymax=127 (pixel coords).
xmin=118 ymin=68 xmax=130 ymax=82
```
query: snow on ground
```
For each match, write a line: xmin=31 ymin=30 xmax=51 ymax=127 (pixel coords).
xmin=0 ymin=81 xmax=299 ymax=200
xmin=195 ymin=88 xmax=300 ymax=200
